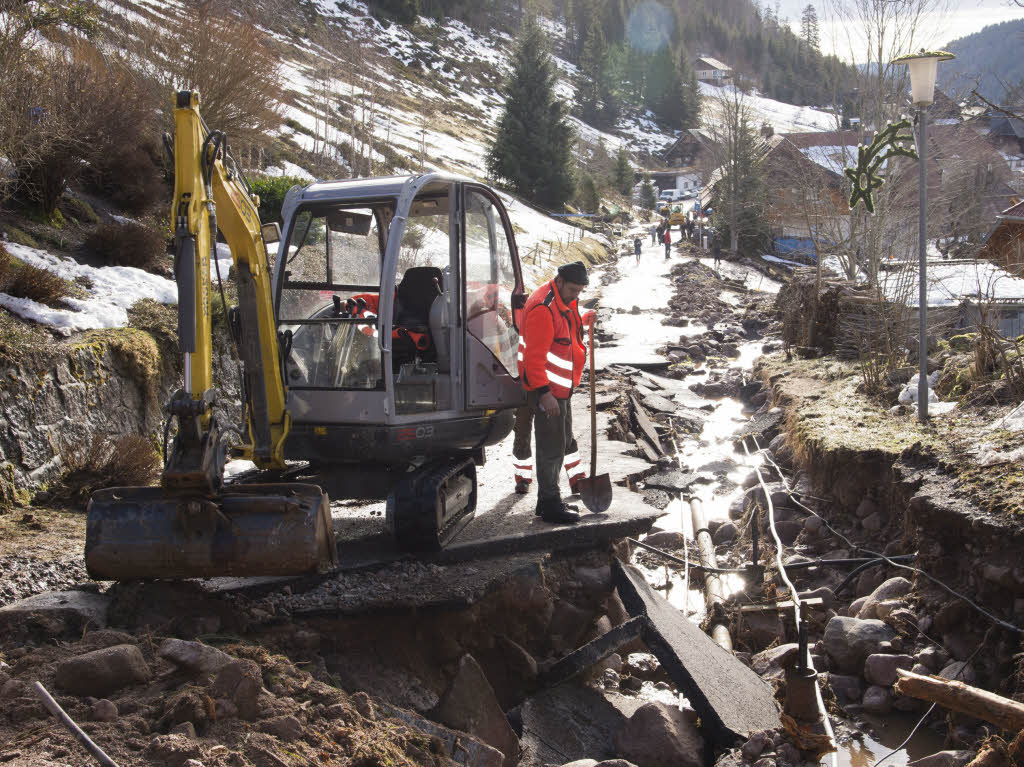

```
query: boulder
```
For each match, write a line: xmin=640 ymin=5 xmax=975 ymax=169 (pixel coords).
xmin=822 ymin=617 xmax=894 ymax=673
xmin=432 ymin=655 xmax=520 ymax=767
xmin=55 ymin=644 xmax=150 ymax=697
xmin=914 ymin=646 xmax=949 ymax=672
xmin=613 ymin=702 xmax=704 ymax=767
xmin=741 ymin=730 xmax=772 ymax=761
xmin=712 ymin=522 xmax=737 ymax=545
xmin=861 ymin=685 xmax=892 ymax=714
xmin=772 ymin=520 xmax=802 ymax=545
xmin=644 ymin=531 xmax=687 ymax=550
xmin=863 ymin=654 xmax=914 ymax=687
xmin=560 ymin=762 xmax=599 ymax=767
xmin=938 ymin=661 xmax=976 ymax=685
xmin=846 ymin=597 xmax=869 ymax=618
xmin=751 ymin=643 xmax=799 ymax=676
xmin=158 ymin=639 xmax=234 ymax=677
xmin=211 ymin=659 xmax=263 ymax=720
xmin=825 ymin=673 xmax=863 ymax=703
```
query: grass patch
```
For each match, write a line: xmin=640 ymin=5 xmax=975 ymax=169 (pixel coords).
xmin=59 ymin=195 xmax=100 ymax=225
xmin=2 ymin=225 xmax=39 ymax=248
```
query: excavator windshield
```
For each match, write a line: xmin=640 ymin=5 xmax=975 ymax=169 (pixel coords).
xmin=278 ymin=203 xmax=392 ymax=390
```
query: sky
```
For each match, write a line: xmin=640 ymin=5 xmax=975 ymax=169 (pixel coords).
xmin=781 ymin=0 xmax=1024 ymax=62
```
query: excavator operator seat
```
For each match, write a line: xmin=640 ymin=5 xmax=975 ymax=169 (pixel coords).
xmin=393 ymin=266 xmax=443 ymax=367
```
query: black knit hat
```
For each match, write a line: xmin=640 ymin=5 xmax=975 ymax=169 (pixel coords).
xmin=557 ymin=260 xmax=589 ymax=286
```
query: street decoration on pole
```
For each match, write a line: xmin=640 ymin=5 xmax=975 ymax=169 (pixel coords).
xmin=843 ymin=120 xmax=918 ymax=215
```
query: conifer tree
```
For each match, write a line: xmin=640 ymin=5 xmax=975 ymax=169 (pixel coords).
xmin=487 ymin=15 xmax=575 ymax=208
xmin=613 ymin=147 xmax=632 ymax=195
xmin=640 ymin=173 xmax=657 ymax=210
xmin=578 ymin=173 xmax=600 ymax=213
xmin=800 ymin=4 xmax=820 ymax=51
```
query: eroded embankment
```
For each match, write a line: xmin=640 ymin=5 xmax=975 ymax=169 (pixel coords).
xmin=758 ymin=352 xmax=1024 ymax=707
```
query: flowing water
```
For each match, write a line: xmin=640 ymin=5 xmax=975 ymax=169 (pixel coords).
xmin=599 ymin=234 xmax=939 ymax=767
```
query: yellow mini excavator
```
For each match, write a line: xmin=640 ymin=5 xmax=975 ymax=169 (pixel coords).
xmin=85 ymin=92 xmax=528 ymax=580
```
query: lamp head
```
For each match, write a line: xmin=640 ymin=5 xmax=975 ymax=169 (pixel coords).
xmin=892 ymin=49 xmax=955 ymax=108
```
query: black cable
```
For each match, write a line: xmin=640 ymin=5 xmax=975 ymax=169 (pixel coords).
xmin=750 ymin=436 xmax=1023 ymax=636
xmin=833 ymin=558 xmax=888 ymax=597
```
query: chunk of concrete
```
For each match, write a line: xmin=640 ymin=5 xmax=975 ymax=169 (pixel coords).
xmin=613 ymin=561 xmax=779 ymax=745
xmin=0 ymin=590 xmax=109 ymax=637
xmin=432 ymin=654 xmax=521 ymax=767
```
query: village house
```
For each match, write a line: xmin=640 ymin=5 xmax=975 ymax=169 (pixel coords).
xmin=979 ymin=200 xmax=1024 ymax=278
xmin=693 ymin=56 xmax=732 ymax=83
xmin=759 ymin=130 xmax=864 ymax=258
xmin=659 ymin=128 xmax=718 ymax=169
xmin=880 ymin=258 xmax=1024 ymax=338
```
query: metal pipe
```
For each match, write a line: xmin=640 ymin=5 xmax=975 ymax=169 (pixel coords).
xmin=918 ymin=106 xmax=929 ymax=421
xmin=690 ymin=496 xmax=733 ymax=651
xmin=33 ymin=681 xmax=121 ymax=767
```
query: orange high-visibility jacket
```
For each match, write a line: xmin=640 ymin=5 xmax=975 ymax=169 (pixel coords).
xmin=517 ymin=280 xmax=585 ymax=398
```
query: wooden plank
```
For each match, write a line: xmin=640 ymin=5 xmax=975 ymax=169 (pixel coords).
xmin=629 ymin=395 xmax=663 ymax=455
xmin=613 ymin=560 xmax=780 ymax=746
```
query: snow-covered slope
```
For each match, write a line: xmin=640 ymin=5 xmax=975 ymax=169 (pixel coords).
xmin=698 ymin=82 xmax=836 ymax=134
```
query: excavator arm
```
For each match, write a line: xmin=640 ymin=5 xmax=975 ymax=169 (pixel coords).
xmin=166 ymin=90 xmax=289 ymax=493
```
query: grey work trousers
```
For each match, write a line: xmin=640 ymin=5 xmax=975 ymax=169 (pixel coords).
xmin=527 ymin=390 xmax=574 ymax=504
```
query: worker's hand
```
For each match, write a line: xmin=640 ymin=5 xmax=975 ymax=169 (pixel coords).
xmin=539 ymin=392 xmax=560 ymax=417
xmin=581 ymin=310 xmax=596 ymax=327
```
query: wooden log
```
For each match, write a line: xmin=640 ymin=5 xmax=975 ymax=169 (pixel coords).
xmin=894 ymin=669 xmax=1024 ymax=732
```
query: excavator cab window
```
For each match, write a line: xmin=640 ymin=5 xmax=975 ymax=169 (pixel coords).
xmin=278 ymin=205 xmax=390 ymax=391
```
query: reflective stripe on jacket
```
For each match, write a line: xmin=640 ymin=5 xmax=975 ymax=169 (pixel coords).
xmin=517 ymin=280 xmax=585 ymax=398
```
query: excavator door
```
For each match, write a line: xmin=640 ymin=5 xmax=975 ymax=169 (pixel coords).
xmin=462 ymin=185 xmax=526 ymax=410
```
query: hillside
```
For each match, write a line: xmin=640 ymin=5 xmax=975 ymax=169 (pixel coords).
xmin=939 ymin=18 xmax=1024 ymax=103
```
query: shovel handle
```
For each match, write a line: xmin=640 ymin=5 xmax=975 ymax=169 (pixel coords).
xmin=589 ymin=320 xmax=597 ymax=476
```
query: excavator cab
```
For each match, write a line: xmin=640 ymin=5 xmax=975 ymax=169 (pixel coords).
xmin=276 ymin=176 xmax=525 ymax=460
xmin=85 ymin=93 xmax=528 ymax=579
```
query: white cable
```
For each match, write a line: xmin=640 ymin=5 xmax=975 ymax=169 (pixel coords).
xmin=742 ymin=438 xmax=837 ymax=767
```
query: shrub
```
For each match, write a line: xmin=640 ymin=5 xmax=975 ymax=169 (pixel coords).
xmin=85 ymin=221 xmax=166 ymax=269
xmin=5 ymin=261 xmax=72 ymax=306
xmin=86 ymin=139 xmax=167 ymax=214
xmin=50 ymin=434 xmax=160 ymax=506
xmin=250 ymin=175 xmax=306 ymax=225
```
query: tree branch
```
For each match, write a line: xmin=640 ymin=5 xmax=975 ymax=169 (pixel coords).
xmin=970 ymin=89 xmax=1024 ymax=123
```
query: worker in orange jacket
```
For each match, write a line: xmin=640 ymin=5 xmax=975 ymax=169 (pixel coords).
xmin=517 ymin=261 xmax=594 ymax=524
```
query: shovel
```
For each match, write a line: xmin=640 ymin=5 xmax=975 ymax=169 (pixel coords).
xmin=577 ymin=321 xmax=613 ymax=513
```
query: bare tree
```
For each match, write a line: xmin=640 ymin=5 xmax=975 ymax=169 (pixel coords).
xmin=701 ymin=86 xmax=767 ymax=256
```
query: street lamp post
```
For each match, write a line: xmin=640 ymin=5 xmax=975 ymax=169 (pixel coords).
xmin=893 ymin=49 xmax=954 ymax=422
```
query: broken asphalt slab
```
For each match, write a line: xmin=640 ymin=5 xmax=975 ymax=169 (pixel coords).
xmin=613 ymin=560 xmax=779 ymax=746
xmin=0 ymin=588 xmax=109 ymax=638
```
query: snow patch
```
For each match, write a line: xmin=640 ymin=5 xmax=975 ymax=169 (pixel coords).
xmin=0 ymin=243 xmax=177 ymax=335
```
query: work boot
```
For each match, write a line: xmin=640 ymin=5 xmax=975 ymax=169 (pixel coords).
xmin=514 ymin=480 xmax=530 ymax=495
xmin=536 ymin=498 xmax=581 ymax=524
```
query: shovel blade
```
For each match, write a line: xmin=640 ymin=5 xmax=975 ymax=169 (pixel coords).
xmin=577 ymin=474 xmax=613 ymax=513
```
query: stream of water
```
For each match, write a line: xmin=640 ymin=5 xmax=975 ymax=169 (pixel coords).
xmin=599 ymin=234 xmax=939 ymax=767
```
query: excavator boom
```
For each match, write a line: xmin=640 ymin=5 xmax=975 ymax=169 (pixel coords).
xmin=85 ymin=92 xmax=336 ymax=579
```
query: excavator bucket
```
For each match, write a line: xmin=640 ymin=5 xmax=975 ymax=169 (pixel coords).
xmin=85 ymin=483 xmax=337 ymax=580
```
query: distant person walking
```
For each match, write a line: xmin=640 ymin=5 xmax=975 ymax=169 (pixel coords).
xmin=649 ymin=223 xmax=657 ymax=245
xmin=633 ymin=236 xmax=642 ymax=264
xmin=712 ymin=234 xmax=722 ymax=270
xmin=663 ymin=227 xmax=672 ymax=259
